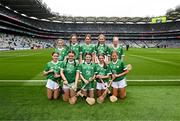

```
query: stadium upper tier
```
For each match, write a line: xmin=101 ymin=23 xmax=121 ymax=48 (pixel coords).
xmin=0 ymin=0 xmax=180 ymax=23
xmin=0 ymin=2 xmax=180 ymax=41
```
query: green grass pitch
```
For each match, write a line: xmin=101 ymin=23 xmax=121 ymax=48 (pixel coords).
xmin=0 ymin=48 xmax=180 ymax=80
xmin=0 ymin=85 xmax=180 ymax=120
xmin=0 ymin=48 xmax=180 ymax=120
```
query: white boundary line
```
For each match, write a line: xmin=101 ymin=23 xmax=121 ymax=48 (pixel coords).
xmin=0 ymin=79 xmax=180 ymax=83
xmin=128 ymin=54 xmax=180 ymax=66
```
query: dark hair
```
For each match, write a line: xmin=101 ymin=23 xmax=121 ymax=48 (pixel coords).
xmin=65 ymin=50 xmax=76 ymax=68
xmin=84 ymin=53 xmax=92 ymax=64
xmin=52 ymin=52 xmax=59 ymax=56
xmin=69 ymin=34 xmax=80 ymax=52
xmin=98 ymin=54 xmax=107 ymax=69
xmin=70 ymin=34 xmax=77 ymax=46
xmin=85 ymin=34 xmax=91 ymax=40
xmin=111 ymin=50 xmax=118 ymax=56
xmin=85 ymin=52 xmax=92 ymax=57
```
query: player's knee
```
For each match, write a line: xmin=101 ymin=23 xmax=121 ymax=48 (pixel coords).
xmin=54 ymin=96 xmax=59 ymax=100
xmin=69 ymin=96 xmax=77 ymax=105
xmin=63 ymin=96 xmax=69 ymax=102
xmin=47 ymin=96 xmax=53 ymax=100
xmin=120 ymin=94 xmax=126 ymax=99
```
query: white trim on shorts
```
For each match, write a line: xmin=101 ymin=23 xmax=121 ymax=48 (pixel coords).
xmin=111 ymin=78 xmax=127 ymax=89
xmin=63 ymin=82 xmax=74 ymax=90
xmin=82 ymin=88 xmax=94 ymax=91
xmin=96 ymin=82 xmax=108 ymax=90
xmin=46 ymin=79 xmax=59 ymax=90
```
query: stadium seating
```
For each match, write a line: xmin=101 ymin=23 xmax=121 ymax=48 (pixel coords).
xmin=0 ymin=3 xmax=180 ymax=49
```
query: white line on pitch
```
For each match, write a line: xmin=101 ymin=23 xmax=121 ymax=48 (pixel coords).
xmin=128 ymin=54 xmax=180 ymax=66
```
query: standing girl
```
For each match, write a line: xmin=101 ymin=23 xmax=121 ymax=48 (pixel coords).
xmin=95 ymin=34 xmax=110 ymax=63
xmin=80 ymin=34 xmax=95 ymax=63
xmin=109 ymin=36 xmax=124 ymax=61
xmin=68 ymin=34 xmax=81 ymax=62
xmin=54 ymin=39 xmax=68 ymax=61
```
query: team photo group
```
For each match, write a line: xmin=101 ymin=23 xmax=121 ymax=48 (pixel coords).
xmin=43 ymin=34 xmax=132 ymax=105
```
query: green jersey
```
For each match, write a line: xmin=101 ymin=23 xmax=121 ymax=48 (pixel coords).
xmin=55 ymin=47 xmax=68 ymax=61
xmin=79 ymin=62 xmax=96 ymax=89
xmin=95 ymin=44 xmax=110 ymax=56
xmin=95 ymin=63 xmax=112 ymax=83
xmin=80 ymin=44 xmax=95 ymax=60
xmin=109 ymin=59 xmax=126 ymax=82
xmin=61 ymin=60 xmax=79 ymax=83
xmin=79 ymin=62 xmax=96 ymax=80
xmin=68 ymin=43 xmax=80 ymax=60
xmin=44 ymin=61 xmax=62 ymax=82
xmin=109 ymin=45 xmax=124 ymax=60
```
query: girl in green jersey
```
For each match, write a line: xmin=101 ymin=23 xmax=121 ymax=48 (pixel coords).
xmin=43 ymin=52 xmax=62 ymax=100
xmin=109 ymin=51 xmax=129 ymax=100
xmin=60 ymin=50 xmax=79 ymax=104
xmin=95 ymin=34 xmax=110 ymax=63
xmin=80 ymin=34 xmax=95 ymax=63
xmin=95 ymin=54 xmax=112 ymax=98
xmin=79 ymin=53 xmax=96 ymax=98
xmin=68 ymin=34 xmax=81 ymax=62
xmin=54 ymin=39 xmax=68 ymax=61
xmin=109 ymin=36 xmax=124 ymax=61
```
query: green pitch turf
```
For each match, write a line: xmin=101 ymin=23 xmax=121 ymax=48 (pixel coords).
xmin=0 ymin=48 xmax=180 ymax=80
xmin=0 ymin=85 xmax=180 ymax=120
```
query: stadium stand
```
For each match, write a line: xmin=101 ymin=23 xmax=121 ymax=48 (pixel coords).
xmin=0 ymin=33 xmax=54 ymax=50
xmin=0 ymin=0 xmax=180 ymax=49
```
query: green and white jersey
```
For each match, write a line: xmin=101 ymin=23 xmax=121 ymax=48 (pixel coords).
xmin=95 ymin=63 xmax=112 ymax=83
xmin=44 ymin=61 xmax=62 ymax=82
xmin=109 ymin=59 xmax=126 ymax=82
xmin=68 ymin=43 xmax=81 ymax=60
xmin=61 ymin=60 xmax=79 ymax=83
xmin=55 ymin=46 xmax=68 ymax=61
xmin=79 ymin=62 xmax=96 ymax=80
xmin=95 ymin=44 xmax=110 ymax=56
xmin=79 ymin=62 xmax=96 ymax=89
xmin=109 ymin=45 xmax=124 ymax=60
xmin=80 ymin=44 xmax=95 ymax=60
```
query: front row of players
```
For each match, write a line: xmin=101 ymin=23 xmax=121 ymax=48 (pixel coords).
xmin=43 ymin=51 xmax=132 ymax=105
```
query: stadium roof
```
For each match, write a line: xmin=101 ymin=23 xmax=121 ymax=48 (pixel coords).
xmin=0 ymin=0 xmax=55 ymax=19
xmin=0 ymin=0 xmax=179 ymax=23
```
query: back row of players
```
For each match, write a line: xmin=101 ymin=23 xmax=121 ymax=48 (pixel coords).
xmin=43 ymin=34 xmax=130 ymax=105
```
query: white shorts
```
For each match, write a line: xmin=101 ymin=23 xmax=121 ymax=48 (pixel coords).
xmin=46 ymin=79 xmax=59 ymax=90
xmin=111 ymin=78 xmax=127 ymax=89
xmin=96 ymin=82 xmax=108 ymax=90
xmin=63 ymin=82 xmax=75 ymax=90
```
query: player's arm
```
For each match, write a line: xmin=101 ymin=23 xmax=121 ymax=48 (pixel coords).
xmin=115 ymin=70 xmax=129 ymax=78
xmin=54 ymin=67 xmax=61 ymax=78
xmin=79 ymin=73 xmax=89 ymax=84
xmin=74 ymin=70 xmax=80 ymax=88
xmin=43 ymin=63 xmax=53 ymax=76
xmin=79 ymin=53 xmax=83 ymax=64
xmin=121 ymin=48 xmax=125 ymax=61
xmin=115 ymin=63 xmax=130 ymax=78
xmin=60 ymin=69 xmax=68 ymax=84
xmin=99 ymin=74 xmax=111 ymax=79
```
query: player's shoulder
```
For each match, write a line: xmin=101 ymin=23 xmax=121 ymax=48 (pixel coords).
xmin=47 ymin=61 xmax=52 ymax=65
